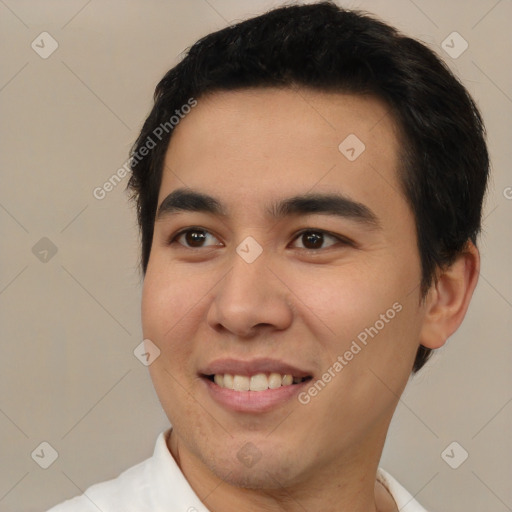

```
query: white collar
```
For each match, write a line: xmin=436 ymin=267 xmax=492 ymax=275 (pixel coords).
xmin=376 ymin=466 xmax=429 ymax=511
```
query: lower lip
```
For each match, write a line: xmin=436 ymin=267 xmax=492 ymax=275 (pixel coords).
xmin=201 ymin=376 xmax=311 ymax=413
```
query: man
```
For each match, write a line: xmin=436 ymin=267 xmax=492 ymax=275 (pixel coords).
xmin=48 ymin=1 xmax=489 ymax=511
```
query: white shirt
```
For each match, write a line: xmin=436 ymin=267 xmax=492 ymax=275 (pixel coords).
xmin=47 ymin=428 xmax=428 ymax=512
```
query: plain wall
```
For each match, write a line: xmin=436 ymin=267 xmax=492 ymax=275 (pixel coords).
xmin=0 ymin=1 xmax=511 ymax=511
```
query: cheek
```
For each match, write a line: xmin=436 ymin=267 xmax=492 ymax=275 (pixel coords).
xmin=141 ymin=264 xmax=207 ymax=417
xmin=287 ymin=261 xmax=402 ymax=333
xmin=296 ymin=269 xmax=422 ymax=419
xmin=141 ymin=266 xmax=202 ymax=378
xmin=141 ymin=261 xmax=201 ymax=338
xmin=287 ymin=257 xmax=422 ymax=370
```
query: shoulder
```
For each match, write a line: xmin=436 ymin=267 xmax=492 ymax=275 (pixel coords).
xmin=46 ymin=429 xmax=176 ymax=512
xmin=46 ymin=428 xmax=210 ymax=512
xmin=46 ymin=455 xmax=154 ymax=512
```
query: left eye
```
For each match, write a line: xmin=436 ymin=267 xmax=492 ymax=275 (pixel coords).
xmin=291 ymin=230 xmax=342 ymax=250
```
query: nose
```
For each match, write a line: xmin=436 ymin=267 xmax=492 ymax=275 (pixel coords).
xmin=206 ymin=250 xmax=294 ymax=338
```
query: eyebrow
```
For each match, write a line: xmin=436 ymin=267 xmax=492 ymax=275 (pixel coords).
xmin=155 ymin=187 xmax=381 ymax=229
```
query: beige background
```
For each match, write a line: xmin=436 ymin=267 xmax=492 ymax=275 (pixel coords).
xmin=0 ymin=1 xmax=510 ymax=511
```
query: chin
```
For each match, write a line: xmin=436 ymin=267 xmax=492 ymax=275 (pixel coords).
xmin=213 ymin=462 xmax=292 ymax=490
xmin=199 ymin=442 xmax=301 ymax=490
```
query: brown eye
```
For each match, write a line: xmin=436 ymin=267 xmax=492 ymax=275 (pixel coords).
xmin=183 ymin=230 xmax=207 ymax=247
xmin=170 ymin=228 xmax=222 ymax=248
xmin=301 ymin=231 xmax=324 ymax=249
xmin=292 ymin=230 xmax=344 ymax=250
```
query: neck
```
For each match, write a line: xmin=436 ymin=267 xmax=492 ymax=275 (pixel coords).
xmin=167 ymin=428 xmax=396 ymax=512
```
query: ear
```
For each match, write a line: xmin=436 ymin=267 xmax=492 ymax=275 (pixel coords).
xmin=419 ymin=241 xmax=480 ymax=349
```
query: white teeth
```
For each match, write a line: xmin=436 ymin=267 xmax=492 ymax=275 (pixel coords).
xmin=223 ymin=374 xmax=234 ymax=388
xmin=268 ymin=372 xmax=283 ymax=389
xmin=233 ymin=375 xmax=250 ymax=391
xmin=250 ymin=373 xmax=268 ymax=391
xmin=282 ymin=374 xmax=293 ymax=386
xmin=211 ymin=372 xmax=306 ymax=391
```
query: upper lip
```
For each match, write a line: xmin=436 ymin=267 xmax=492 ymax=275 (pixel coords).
xmin=199 ymin=358 xmax=313 ymax=378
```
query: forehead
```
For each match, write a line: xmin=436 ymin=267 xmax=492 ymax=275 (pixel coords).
xmin=158 ymin=87 xmax=406 ymax=224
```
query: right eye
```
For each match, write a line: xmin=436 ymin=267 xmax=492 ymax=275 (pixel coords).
xmin=167 ymin=227 xmax=223 ymax=249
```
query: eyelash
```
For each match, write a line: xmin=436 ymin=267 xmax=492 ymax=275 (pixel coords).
xmin=166 ymin=226 xmax=352 ymax=251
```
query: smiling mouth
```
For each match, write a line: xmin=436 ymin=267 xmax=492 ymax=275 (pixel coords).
xmin=203 ymin=373 xmax=312 ymax=392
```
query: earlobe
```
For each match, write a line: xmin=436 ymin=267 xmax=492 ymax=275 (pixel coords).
xmin=419 ymin=241 xmax=480 ymax=350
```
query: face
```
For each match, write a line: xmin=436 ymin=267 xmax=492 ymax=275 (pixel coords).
xmin=141 ymin=87 xmax=427 ymax=490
